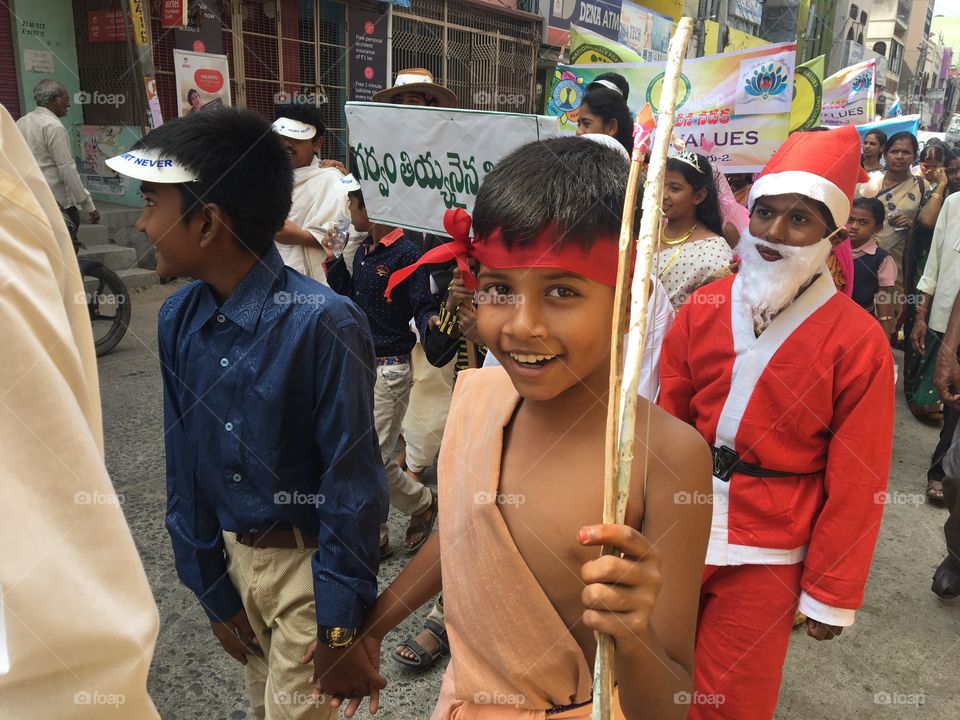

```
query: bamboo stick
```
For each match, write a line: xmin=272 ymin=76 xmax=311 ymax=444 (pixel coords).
xmin=592 ymin=17 xmax=694 ymax=720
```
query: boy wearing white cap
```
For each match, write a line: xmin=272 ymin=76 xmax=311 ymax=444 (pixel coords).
xmin=272 ymin=101 xmax=359 ymax=282
xmin=106 ymin=108 xmax=389 ymax=718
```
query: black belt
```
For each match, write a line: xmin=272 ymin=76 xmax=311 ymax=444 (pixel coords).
xmin=711 ymin=445 xmax=813 ymax=483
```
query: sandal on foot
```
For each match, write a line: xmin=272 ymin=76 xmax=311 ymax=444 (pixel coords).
xmin=391 ymin=617 xmax=449 ymax=668
xmin=404 ymin=490 xmax=439 ymax=556
xmin=926 ymin=479 xmax=946 ymax=503
xmin=792 ymin=611 xmax=807 ymax=628
xmin=380 ymin=540 xmax=395 ymax=561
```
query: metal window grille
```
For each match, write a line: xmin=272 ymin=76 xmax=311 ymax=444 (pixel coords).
xmin=146 ymin=0 xmax=346 ymax=160
xmin=392 ymin=0 xmax=540 ymax=114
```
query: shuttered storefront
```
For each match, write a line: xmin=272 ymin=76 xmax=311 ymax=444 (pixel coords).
xmin=0 ymin=3 xmax=21 ymax=118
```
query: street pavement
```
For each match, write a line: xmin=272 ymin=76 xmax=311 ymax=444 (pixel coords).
xmin=99 ymin=283 xmax=959 ymax=719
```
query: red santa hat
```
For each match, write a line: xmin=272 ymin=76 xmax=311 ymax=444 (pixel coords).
xmin=747 ymin=125 xmax=870 ymax=229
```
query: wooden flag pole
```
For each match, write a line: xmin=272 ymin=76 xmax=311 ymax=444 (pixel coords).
xmin=593 ymin=16 xmax=694 ymax=720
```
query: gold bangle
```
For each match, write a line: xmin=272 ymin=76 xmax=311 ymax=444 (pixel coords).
xmin=878 ymin=315 xmax=894 ymax=321
xmin=932 ymin=193 xmax=944 ymax=200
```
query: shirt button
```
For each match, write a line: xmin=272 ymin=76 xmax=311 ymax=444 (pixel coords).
xmin=220 ymin=358 xmax=229 ymax=367
xmin=216 ymin=313 xmax=226 ymax=323
xmin=225 ymin=422 xmax=234 ymax=432
xmin=232 ymin=473 xmax=242 ymax=482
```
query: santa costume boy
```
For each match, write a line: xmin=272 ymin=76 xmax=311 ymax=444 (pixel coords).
xmin=659 ymin=125 xmax=894 ymax=720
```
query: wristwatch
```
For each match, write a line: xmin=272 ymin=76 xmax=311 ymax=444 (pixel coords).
xmin=319 ymin=626 xmax=358 ymax=649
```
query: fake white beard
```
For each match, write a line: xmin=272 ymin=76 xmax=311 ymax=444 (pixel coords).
xmin=737 ymin=229 xmax=832 ymax=330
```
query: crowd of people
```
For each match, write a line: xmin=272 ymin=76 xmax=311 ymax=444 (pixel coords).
xmin=3 ymin=66 xmax=960 ymax=720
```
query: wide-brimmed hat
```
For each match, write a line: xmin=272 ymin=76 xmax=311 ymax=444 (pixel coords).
xmin=371 ymin=68 xmax=458 ymax=108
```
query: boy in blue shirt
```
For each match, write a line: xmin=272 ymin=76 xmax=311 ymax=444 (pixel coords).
xmin=106 ymin=108 xmax=388 ymax=718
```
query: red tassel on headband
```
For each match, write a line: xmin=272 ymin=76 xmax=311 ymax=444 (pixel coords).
xmin=384 ymin=208 xmax=621 ymax=301
xmin=383 ymin=209 xmax=478 ymax=302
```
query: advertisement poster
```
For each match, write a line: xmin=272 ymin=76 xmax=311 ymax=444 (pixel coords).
xmin=548 ymin=0 xmax=623 ymax=46
xmin=87 ymin=10 xmax=125 ymax=43
xmin=570 ymin=23 xmax=643 ymax=64
xmin=821 ymin=59 xmax=876 ymax=127
xmin=346 ymin=103 xmax=559 ymax=234
xmin=347 ymin=6 xmax=389 ymax=101
xmin=173 ymin=49 xmax=231 ymax=117
xmin=547 ymin=42 xmax=797 ymax=172
xmin=144 ymin=76 xmax=164 ymax=129
xmin=78 ymin=126 xmax=130 ymax=196
xmin=174 ymin=0 xmax=222 ymax=54
xmin=161 ymin=0 xmax=188 ymax=28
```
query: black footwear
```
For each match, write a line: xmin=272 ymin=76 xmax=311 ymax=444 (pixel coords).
xmin=931 ymin=556 xmax=960 ymax=600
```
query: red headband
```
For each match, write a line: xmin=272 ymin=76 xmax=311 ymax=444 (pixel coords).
xmin=384 ymin=208 xmax=620 ymax=300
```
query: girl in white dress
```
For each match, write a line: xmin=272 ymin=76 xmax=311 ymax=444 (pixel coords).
xmin=653 ymin=150 xmax=733 ymax=309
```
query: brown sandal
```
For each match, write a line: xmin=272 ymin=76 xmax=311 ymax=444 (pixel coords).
xmin=926 ymin=479 xmax=946 ymax=503
xmin=404 ymin=490 xmax=439 ymax=555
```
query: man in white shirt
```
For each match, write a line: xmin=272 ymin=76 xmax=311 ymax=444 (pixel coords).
xmin=912 ymin=191 xmax=960 ymax=503
xmin=15 ymin=79 xmax=100 ymax=232
xmin=0 ymin=103 xmax=159 ymax=719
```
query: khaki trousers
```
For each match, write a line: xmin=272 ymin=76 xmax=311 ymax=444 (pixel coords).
xmin=401 ymin=344 xmax=456 ymax=474
xmin=374 ymin=362 xmax=431 ymax=545
xmin=223 ymin=532 xmax=333 ymax=720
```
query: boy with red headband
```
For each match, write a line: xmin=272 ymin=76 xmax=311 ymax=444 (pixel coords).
xmin=659 ymin=126 xmax=895 ymax=719
xmin=309 ymin=136 xmax=713 ymax=718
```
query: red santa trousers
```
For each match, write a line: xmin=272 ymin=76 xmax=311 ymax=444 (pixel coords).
xmin=689 ymin=563 xmax=804 ymax=720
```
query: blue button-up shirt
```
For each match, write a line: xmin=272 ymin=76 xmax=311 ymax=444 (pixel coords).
xmin=325 ymin=229 xmax=437 ymax=357
xmin=158 ymin=246 xmax=388 ymax=628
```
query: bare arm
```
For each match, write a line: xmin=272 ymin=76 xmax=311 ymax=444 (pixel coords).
xmin=918 ymin=169 xmax=948 ymax=229
xmin=365 ymin=531 xmax=443 ymax=640
xmin=935 ymin=290 xmax=960 ymax=408
xmin=579 ymin=412 xmax=713 ymax=720
xmin=276 ymin=219 xmax=322 ymax=246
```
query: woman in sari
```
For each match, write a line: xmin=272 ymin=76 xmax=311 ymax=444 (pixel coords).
xmin=903 ymin=145 xmax=952 ymax=424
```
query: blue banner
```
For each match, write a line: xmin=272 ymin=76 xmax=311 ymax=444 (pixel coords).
xmin=851 ymin=114 xmax=920 ymax=139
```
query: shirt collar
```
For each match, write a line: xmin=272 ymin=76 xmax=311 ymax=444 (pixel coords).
xmin=188 ymin=245 xmax=284 ymax=335
xmin=380 ymin=228 xmax=404 ymax=247
xmin=363 ymin=228 xmax=404 ymax=254
xmin=852 ymin=239 xmax=878 ymax=256
xmin=35 ymin=106 xmax=58 ymax=120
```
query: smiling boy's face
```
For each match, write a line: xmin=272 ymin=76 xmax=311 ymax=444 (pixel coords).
xmin=135 ymin=182 xmax=206 ymax=277
xmin=476 ymin=265 xmax=615 ymax=402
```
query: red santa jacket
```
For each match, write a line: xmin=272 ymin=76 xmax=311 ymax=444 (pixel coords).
xmin=659 ymin=271 xmax=894 ymax=626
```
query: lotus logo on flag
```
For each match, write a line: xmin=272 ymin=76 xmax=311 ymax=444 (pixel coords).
xmin=744 ymin=62 xmax=789 ymax=101
xmin=851 ymin=72 xmax=872 ymax=93
xmin=735 ymin=54 xmax=794 ymax=116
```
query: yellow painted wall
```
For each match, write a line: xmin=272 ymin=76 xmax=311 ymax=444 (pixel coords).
xmin=703 ymin=20 xmax=767 ymax=55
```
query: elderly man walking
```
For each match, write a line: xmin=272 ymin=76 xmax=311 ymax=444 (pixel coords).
xmin=16 ymin=79 xmax=100 ymax=234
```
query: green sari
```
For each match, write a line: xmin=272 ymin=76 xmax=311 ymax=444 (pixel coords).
xmin=903 ymin=183 xmax=942 ymax=413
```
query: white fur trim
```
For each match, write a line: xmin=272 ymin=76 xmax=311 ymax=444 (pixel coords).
xmin=272 ymin=117 xmax=317 ymax=140
xmin=105 ymin=148 xmax=198 ymax=183
xmin=705 ymin=270 xmax=836 ymax=566
xmin=748 ymin=170 xmax=850 ymax=228
xmin=797 ymin=591 xmax=856 ymax=627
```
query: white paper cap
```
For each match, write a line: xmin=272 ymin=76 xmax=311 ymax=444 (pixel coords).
xmin=272 ymin=117 xmax=317 ymax=140
xmin=104 ymin=148 xmax=199 ymax=183
xmin=338 ymin=173 xmax=361 ymax=192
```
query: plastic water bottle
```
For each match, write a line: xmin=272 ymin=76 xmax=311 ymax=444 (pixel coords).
xmin=328 ymin=214 xmax=351 ymax=255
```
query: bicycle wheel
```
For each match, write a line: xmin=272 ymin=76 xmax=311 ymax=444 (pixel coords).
xmin=80 ymin=261 xmax=131 ymax=356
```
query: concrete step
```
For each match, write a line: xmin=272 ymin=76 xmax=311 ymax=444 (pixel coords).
xmin=77 ymin=224 xmax=109 ymax=246
xmin=117 ymin=267 xmax=159 ymax=290
xmin=78 ymin=244 xmax=137 ymax=272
